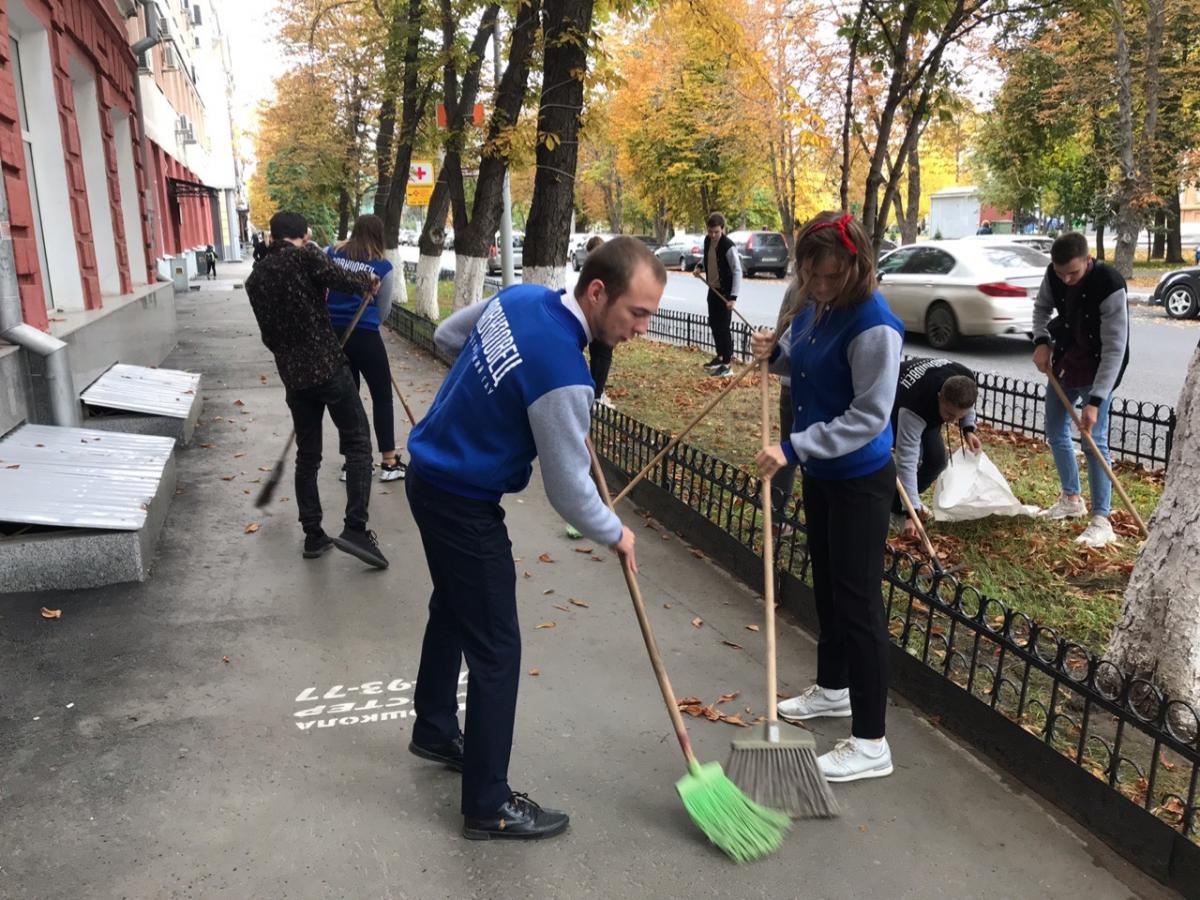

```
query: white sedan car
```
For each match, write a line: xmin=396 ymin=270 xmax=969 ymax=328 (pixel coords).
xmin=876 ymin=241 xmax=1048 ymax=350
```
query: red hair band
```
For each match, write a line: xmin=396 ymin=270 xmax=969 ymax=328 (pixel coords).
xmin=809 ymin=213 xmax=858 ymax=256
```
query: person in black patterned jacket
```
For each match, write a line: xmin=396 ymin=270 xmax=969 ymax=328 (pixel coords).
xmin=245 ymin=211 xmax=388 ymax=568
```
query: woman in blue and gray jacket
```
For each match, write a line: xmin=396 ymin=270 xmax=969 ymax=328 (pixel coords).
xmin=752 ymin=211 xmax=903 ymax=784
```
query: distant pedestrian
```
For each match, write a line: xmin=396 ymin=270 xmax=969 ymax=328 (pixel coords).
xmin=1032 ymin=231 xmax=1129 ymax=548
xmin=203 ymin=245 xmax=218 ymax=280
xmin=245 ymin=211 xmax=388 ymax=569
xmin=753 ymin=210 xmax=902 ymax=784
xmin=326 ymin=214 xmax=406 ymax=483
xmin=692 ymin=211 xmax=742 ymax=378
xmin=404 ymin=236 xmax=662 ymax=841
xmin=976 ymin=220 xmax=993 ymax=235
xmin=252 ymin=234 xmax=268 ymax=262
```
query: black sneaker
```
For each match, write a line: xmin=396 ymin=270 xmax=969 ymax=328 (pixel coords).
xmin=409 ymin=734 xmax=464 ymax=772
xmin=702 ymin=355 xmax=723 ymax=371
xmin=462 ymin=793 xmax=570 ymax=841
xmin=710 ymin=364 xmax=733 ymax=378
xmin=332 ymin=528 xmax=389 ymax=569
xmin=379 ymin=460 xmax=407 ymax=482
xmin=302 ymin=532 xmax=334 ymax=559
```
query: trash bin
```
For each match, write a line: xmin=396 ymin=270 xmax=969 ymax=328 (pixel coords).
xmin=194 ymin=249 xmax=207 ymax=273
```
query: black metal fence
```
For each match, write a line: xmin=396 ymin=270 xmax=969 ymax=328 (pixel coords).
xmin=645 ymin=306 xmax=1177 ymax=471
xmin=589 ymin=402 xmax=1200 ymax=871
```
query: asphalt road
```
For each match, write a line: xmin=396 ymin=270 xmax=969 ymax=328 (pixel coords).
xmin=398 ymin=249 xmax=1197 ymax=408
xmin=654 ymin=270 xmax=1198 ymax=408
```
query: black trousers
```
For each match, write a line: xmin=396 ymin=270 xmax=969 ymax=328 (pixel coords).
xmin=407 ymin=472 xmax=521 ymax=817
xmin=284 ymin=365 xmax=373 ymax=537
xmin=772 ymin=384 xmax=798 ymax=515
xmin=892 ymin=426 xmax=948 ymax=514
xmin=705 ymin=289 xmax=734 ymax=363
xmin=588 ymin=340 xmax=613 ymax=397
xmin=342 ymin=328 xmax=397 ymax=456
xmin=803 ymin=459 xmax=894 ymax=739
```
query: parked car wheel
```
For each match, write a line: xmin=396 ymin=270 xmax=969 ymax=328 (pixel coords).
xmin=677 ymin=255 xmax=687 ymax=271
xmin=1164 ymin=283 xmax=1199 ymax=319
xmin=925 ymin=302 xmax=960 ymax=350
xmin=744 ymin=267 xmax=756 ymax=278
xmin=573 ymin=255 xmax=582 ymax=272
xmin=774 ymin=268 xmax=787 ymax=279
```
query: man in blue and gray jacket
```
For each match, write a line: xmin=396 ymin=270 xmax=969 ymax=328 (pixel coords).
xmin=404 ymin=236 xmax=665 ymax=842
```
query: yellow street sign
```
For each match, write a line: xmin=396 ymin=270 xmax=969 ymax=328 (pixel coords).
xmin=406 ymin=183 xmax=434 ymax=206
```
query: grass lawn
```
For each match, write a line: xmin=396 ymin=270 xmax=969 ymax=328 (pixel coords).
xmin=603 ymin=338 xmax=1164 ymax=652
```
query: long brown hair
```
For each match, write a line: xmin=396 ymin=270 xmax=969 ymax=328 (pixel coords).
xmin=335 ymin=214 xmax=385 ymax=262
xmin=776 ymin=211 xmax=877 ymax=339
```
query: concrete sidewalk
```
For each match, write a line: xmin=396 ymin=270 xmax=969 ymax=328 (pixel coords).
xmin=0 ymin=260 xmax=1176 ymax=899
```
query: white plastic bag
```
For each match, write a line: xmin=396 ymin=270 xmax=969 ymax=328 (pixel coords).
xmin=931 ymin=448 xmax=1040 ymax=522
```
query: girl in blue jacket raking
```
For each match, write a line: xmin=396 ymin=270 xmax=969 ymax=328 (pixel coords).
xmin=752 ymin=211 xmax=903 ymax=784
xmin=326 ymin=214 xmax=405 ymax=481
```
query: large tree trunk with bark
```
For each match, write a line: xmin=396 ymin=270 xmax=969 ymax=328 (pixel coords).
xmin=901 ymin=140 xmax=920 ymax=245
xmin=1110 ymin=0 xmax=1139 ymax=277
xmin=453 ymin=0 xmax=541 ymax=305
xmin=1106 ymin=342 xmax=1200 ymax=708
xmin=1166 ymin=185 xmax=1183 ymax=264
xmin=838 ymin=0 xmax=866 ymax=210
xmin=523 ymin=0 xmax=595 ymax=289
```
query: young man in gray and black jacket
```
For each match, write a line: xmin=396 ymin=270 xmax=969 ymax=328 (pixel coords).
xmin=1032 ymin=231 xmax=1130 ymax=548
xmin=693 ymin=211 xmax=743 ymax=378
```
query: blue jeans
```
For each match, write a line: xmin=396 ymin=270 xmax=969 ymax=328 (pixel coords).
xmin=1044 ymin=382 xmax=1112 ymax=517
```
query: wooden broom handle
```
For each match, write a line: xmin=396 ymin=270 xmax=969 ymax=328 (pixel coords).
xmin=1046 ymin=371 xmax=1149 ymax=537
xmin=611 ymin=363 xmax=755 ymax=506
xmin=760 ymin=360 xmax=779 ymax=723
xmin=586 ymin=437 xmax=697 ymax=766
xmin=894 ymin=471 xmax=942 ymax=568
xmin=390 ymin=374 xmax=418 ymax=426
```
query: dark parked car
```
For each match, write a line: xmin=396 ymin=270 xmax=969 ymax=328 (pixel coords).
xmin=1151 ymin=265 xmax=1200 ymax=319
xmin=653 ymin=233 xmax=704 ymax=271
xmin=726 ymin=230 xmax=789 ymax=278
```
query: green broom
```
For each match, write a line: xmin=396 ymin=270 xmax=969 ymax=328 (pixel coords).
xmin=726 ymin=360 xmax=839 ymax=819
xmin=586 ymin=438 xmax=790 ymax=862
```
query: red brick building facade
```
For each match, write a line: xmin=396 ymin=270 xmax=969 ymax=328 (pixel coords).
xmin=0 ymin=0 xmax=152 ymax=330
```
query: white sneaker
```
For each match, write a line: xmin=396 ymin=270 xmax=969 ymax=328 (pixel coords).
xmin=597 ymin=392 xmax=614 ymax=408
xmin=1075 ymin=515 xmax=1116 ymax=548
xmin=777 ymin=685 xmax=851 ymax=722
xmin=1041 ymin=493 xmax=1087 ymax=520
xmin=818 ymin=737 xmax=893 ymax=783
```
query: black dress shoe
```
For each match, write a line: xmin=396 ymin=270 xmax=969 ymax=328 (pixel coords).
xmin=408 ymin=735 xmax=464 ymax=772
xmin=462 ymin=792 xmax=570 ymax=841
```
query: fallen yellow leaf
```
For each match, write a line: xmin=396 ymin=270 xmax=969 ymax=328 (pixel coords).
xmin=244 ymin=523 xmax=261 ymax=534
xmin=40 ymin=607 xmax=62 ymax=620
xmin=529 ymin=668 xmax=540 ymax=676
xmin=691 ymin=617 xmax=703 ymax=628
xmin=569 ymin=598 xmax=590 ymax=608
xmin=535 ymin=622 xmax=556 ymax=630
xmin=745 ymin=624 xmax=760 ymax=632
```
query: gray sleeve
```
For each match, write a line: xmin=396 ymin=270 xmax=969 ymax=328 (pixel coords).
xmin=788 ymin=325 xmax=902 ymax=462
xmin=894 ymin=407 xmax=928 ymax=512
xmin=433 ymin=299 xmax=492 ymax=358
xmin=374 ymin=269 xmax=395 ymax=322
xmin=528 ymin=385 xmax=624 ymax=546
xmin=1032 ymin=276 xmax=1055 ymax=343
xmin=726 ymin=245 xmax=743 ymax=297
xmin=1091 ymin=288 xmax=1129 ymax=400
xmin=959 ymin=407 xmax=978 ymax=431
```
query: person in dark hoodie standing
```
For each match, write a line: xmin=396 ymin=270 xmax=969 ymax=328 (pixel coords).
xmin=692 ymin=211 xmax=743 ymax=377
xmin=245 ymin=211 xmax=388 ymax=569
xmin=404 ymin=236 xmax=663 ymax=841
xmin=1032 ymin=231 xmax=1130 ymax=549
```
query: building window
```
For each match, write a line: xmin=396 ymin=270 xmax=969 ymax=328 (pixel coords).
xmin=10 ymin=36 xmax=52 ymax=310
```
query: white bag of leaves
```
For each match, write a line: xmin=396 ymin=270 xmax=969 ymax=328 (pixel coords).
xmin=931 ymin=448 xmax=1040 ymax=522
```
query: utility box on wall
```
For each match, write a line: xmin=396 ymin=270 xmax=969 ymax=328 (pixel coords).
xmin=171 ymin=256 xmax=190 ymax=293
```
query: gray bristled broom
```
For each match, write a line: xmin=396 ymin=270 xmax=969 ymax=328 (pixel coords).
xmin=726 ymin=358 xmax=839 ymax=819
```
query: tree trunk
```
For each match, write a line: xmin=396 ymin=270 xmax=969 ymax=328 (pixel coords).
xmin=382 ymin=0 xmax=432 ymax=248
xmin=839 ymin=0 xmax=867 ymax=210
xmin=1096 ymin=221 xmax=1106 ymax=261
xmin=1166 ymin=186 xmax=1183 ymax=264
xmin=337 ymin=188 xmax=351 ymax=240
xmin=901 ymin=139 xmax=920 ymax=245
xmin=1110 ymin=0 xmax=1138 ymax=278
xmin=1151 ymin=207 xmax=1166 ymax=259
xmin=1106 ymin=342 xmax=1200 ymax=708
xmin=523 ymin=0 xmax=594 ymax=289
xmin=449 ymin=1 xmax=537 ymax=307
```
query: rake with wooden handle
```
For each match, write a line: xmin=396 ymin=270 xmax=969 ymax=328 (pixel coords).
xmin=1046 ymin=371 xmax=1148 ymax=537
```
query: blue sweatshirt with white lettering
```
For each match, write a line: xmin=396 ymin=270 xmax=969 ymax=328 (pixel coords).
xmin=325 ymin=248 xmax=394 ymax=331
xmin=406 ymin=284 xmax=623 ymax=545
